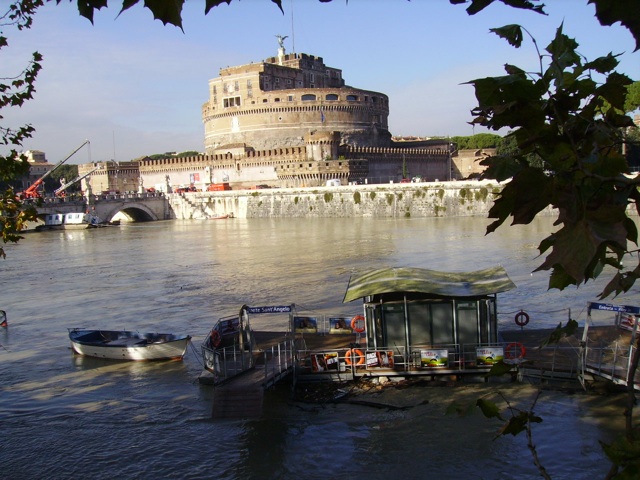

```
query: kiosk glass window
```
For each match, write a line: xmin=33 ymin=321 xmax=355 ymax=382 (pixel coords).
xmin=381 ymin=302 xmax=405 ymax=348
xmin=407 ymin=301 xmax=431 ymax=346
xmin=431 ymin=302 xmax=454 ymax=344
xmin=457 ymin=300 xmax=479 ymax=346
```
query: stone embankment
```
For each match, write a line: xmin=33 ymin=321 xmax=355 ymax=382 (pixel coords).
xmin=168 ymin=180 xmax=522 ymax=219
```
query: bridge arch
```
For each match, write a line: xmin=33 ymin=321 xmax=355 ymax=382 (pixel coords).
xmin=100 ymin=203 xmax=159 ymax=222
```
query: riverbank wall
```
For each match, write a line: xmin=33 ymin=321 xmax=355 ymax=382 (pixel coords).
xmin=168 ymin=180 xmax=519 ymax=219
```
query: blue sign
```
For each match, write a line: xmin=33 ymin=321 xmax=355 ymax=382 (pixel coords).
xmin=246 ymin=305 xmax=293 ymax=314
xmin=588 ymin=302 xmax=640 ymax=315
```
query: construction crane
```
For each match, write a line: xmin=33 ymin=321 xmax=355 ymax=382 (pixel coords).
xmin=18 ymin=140 xmax=90 ymax=199
xmin=54 ymin=166 xmax=99 ymax=197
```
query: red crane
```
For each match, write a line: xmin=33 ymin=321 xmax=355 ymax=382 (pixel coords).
xmin=19 ymin=140 xmax=90 ymax=200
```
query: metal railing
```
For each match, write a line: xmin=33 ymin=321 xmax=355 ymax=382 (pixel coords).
xmin=582 ymin=342 xmax=640 ymax=387
xmin=261 ymin=339 xmax=296 ymax=388
xmin=294 ymin=342 xmax=512 ymax=378
xmin=201 ymin=342 xmax=254 ymax=385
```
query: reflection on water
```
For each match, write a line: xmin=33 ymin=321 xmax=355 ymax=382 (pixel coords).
xmin=1 ymin=217 xmax=639 ymax=479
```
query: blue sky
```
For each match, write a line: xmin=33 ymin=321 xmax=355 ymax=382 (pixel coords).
xmin=3 ymin=0 xmax=638 ymax=164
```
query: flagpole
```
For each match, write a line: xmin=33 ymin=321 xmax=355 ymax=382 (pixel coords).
xmin=290 ymin=0 xmax=295 ymax=53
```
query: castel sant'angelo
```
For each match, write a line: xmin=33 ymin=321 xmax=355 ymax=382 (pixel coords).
xmin=82 ymin=39 xmax=489 ymax=192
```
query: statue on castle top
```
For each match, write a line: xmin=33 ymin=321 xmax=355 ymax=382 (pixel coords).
xmin=275 ymin=34 xmax=288 ymax=51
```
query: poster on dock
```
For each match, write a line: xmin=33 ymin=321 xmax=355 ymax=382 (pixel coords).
xmin=218 ymin=318 xmax=239 ymax=335
xmin=311 ymin=352 xmax=339 ymax=372
xmin=420 ymin=349 xmax=448 ymax=368
xmin=476 ymin=347 xmax=504 ymax=366
xmin=329 ymin=317 xmax=352 ymax=334
xmin=293 ymin=316 xmax=318 ymax=333
xmin=366 ymin=350 xmax=395 ymax=369
xmin=618 ymin=313 xmax=640 ymax=332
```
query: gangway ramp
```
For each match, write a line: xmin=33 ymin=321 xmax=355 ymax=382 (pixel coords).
xmin=205 ymin=335 xmax=296 ymax=419
xmin=579 ymin=302 xmax=640 ymax=391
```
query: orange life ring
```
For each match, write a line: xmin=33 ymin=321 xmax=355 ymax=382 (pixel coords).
xmin=210 ymin=329 xmax=222 ymax=348
xmin=351 ymin=315 xmax=366 ymax=333
xmin=504 ymin=342 xmax=526 ymax=359
xmin=345 ymin=348 xmax=365 ymax=365
xmin=514 ymin=311 xmax=530 ymax=327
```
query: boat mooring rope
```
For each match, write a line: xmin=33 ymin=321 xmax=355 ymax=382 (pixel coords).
xmin=188 ymin=340 xmax=205 ymax=368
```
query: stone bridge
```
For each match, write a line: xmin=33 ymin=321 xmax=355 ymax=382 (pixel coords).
xmin=34 ymin=192 xmax=170 ymax=223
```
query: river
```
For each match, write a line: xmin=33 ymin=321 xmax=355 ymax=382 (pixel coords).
xmin=1 ymin=216 xmax=638 ymax=479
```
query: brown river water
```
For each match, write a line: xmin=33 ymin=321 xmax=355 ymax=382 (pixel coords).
xmin=1 ymin=216 xmax=639 ymax=479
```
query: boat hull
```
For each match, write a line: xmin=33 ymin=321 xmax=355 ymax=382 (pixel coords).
xmin=68 ymin=329 xmax=191 ymax=361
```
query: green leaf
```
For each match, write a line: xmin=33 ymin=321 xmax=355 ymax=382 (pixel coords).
xmin=138 ymin=0 xmax=184 ymax=29
xmin=601 ymin=435 xmax=640 ymax=474
xmin=446 ymin=401 xmax=476 ymax=417
xmin=205 ymin=0 xmax=232 ymax=15
xmin=539 ymin=319 xmax=579 ymax=348
xmin=485 ymin=167 xmax=553 ymax=234
xmin=490 ymin=24 xmax=524 ymax=48
xmin=70 ymin=0 xmax=108 ymax=24
xmin=476 ymin=398 xmax=504 ymax=420
xmin=450 ymin=0 xmax=546 ymax=16
xmin=584 ymin=53 xmax=620 ymax=75
xmin=588 ymin=0 xmax=640 ymax=51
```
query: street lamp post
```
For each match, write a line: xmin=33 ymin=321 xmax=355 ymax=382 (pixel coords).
xmin=447 ymin=139 xmax=452 ymax=181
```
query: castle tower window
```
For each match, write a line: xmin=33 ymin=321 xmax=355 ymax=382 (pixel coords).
xmin=223 ymin=96 xmax=241 ymax=108
xmin=301 ymin=94 xmax=316 ymax=101
xmin=325 ymin=94 xmax=338 ymax=101
xmin=275 ymin=98 xmax=281 ymax=103
xmin=234 ymin=81 xmax=239 ymax=91
xmin=288 ymin=95 xmax=294 ymax=101
xmin=275 ymin=78 xmax=280 ymax=86
xmin=263 ymin=98 xmax=268 ymax=103
xmin=346 ymin=95 xmax=358 ymax=101
xmin=247 ymin=79 xmax=252 ymax=88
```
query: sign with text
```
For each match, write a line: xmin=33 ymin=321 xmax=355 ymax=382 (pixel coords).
xmin=246 ymin=305 xmax=293 ymax=314
xmin=588 ymin=302 xmax=640 ymax=315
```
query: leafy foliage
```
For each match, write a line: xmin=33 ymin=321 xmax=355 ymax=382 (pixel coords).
xmin=450 ymin=0 xmax=640 ymax=52
xmin=538 ymin=319 xmax=579 ymax=349
xmin=451 ymin=133 xmax=501 ymax=149
xmin=57 ymin=0 xmax=640 ymax=52
xmin=1 ymin=1 xmax=43 ymax=258
xmin=66 ymin=0 xmax=284 ymax=30
xmin=465 ymin=22 xmax=638 ymax=298
xmin=47 ymin=164 xmax=79 ymax=193
xmin=601 ymin=435 xmax=640 ymax=479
